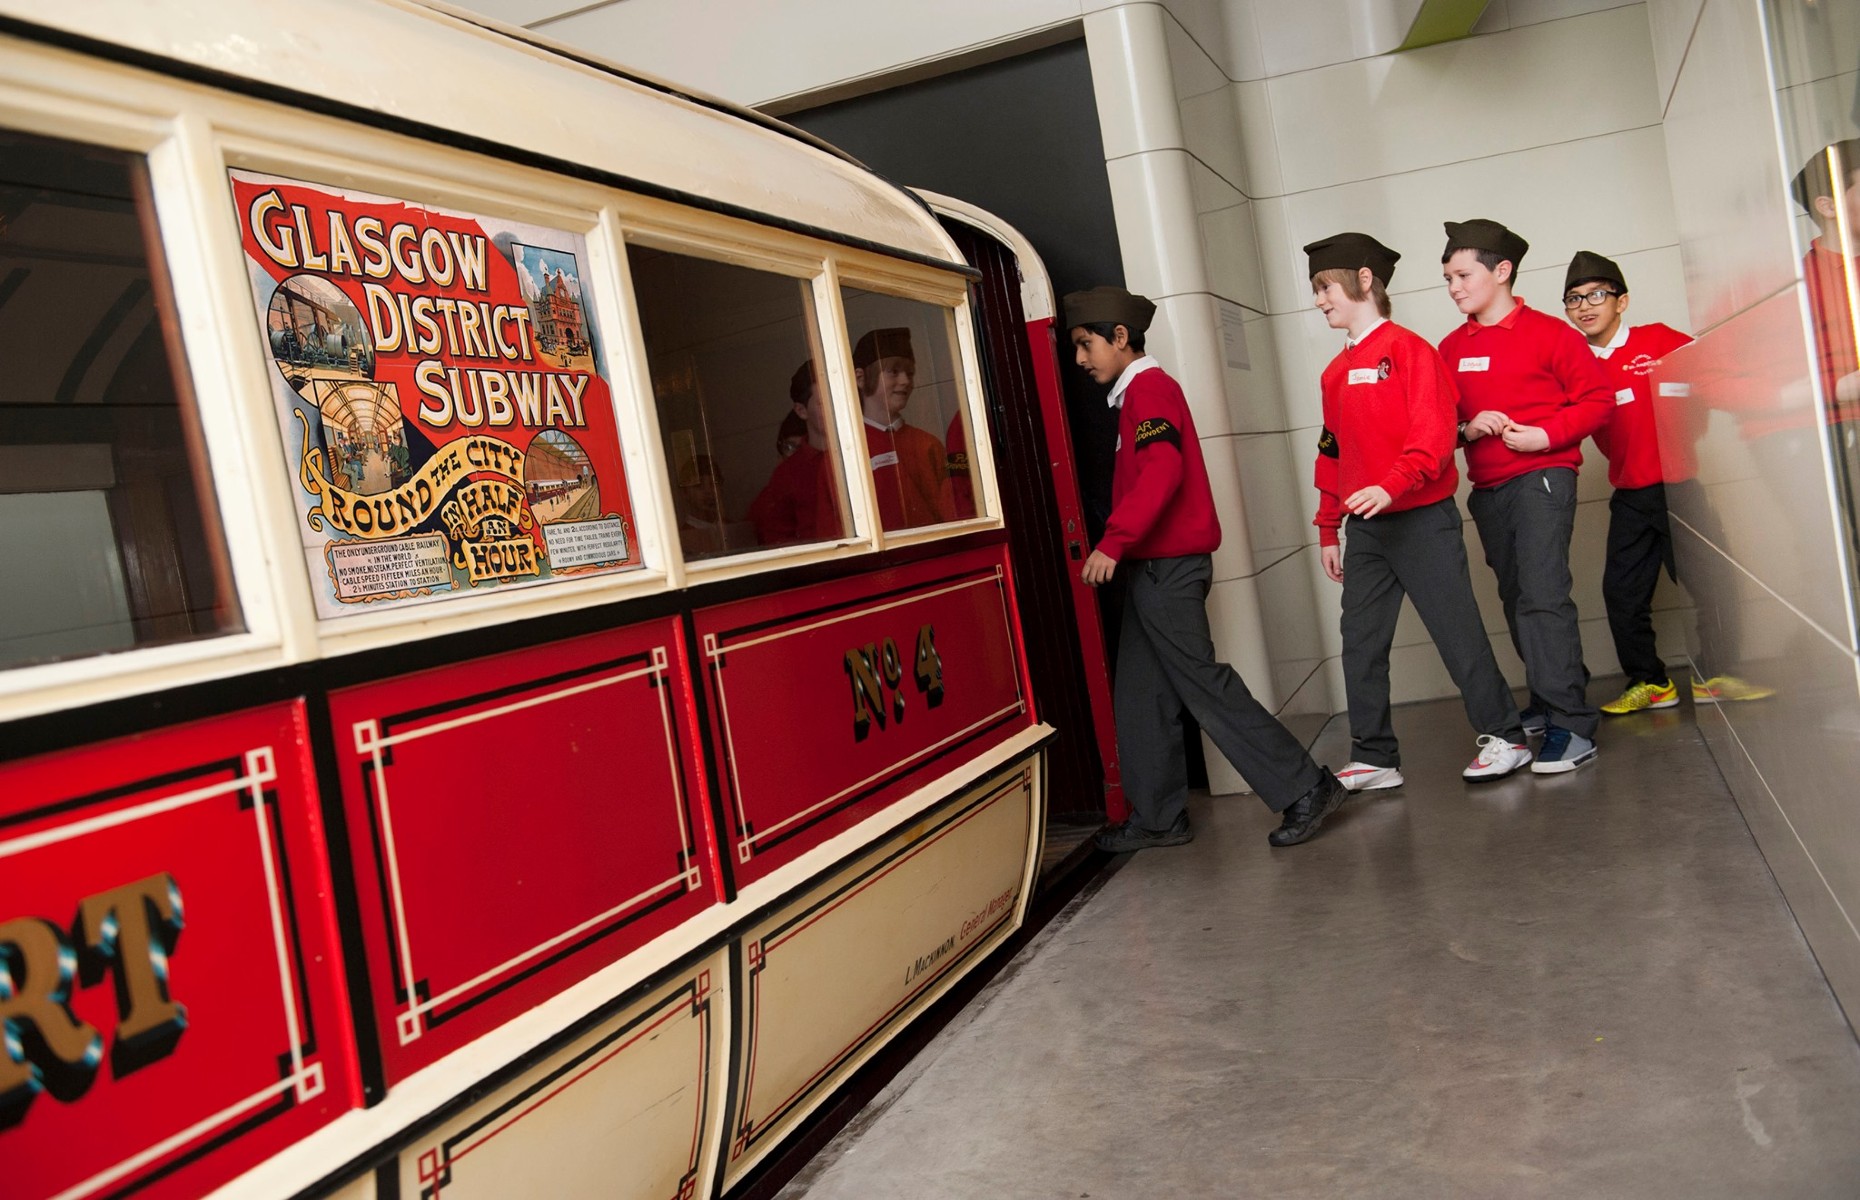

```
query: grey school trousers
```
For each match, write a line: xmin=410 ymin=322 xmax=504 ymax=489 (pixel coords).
xmin=1341 ymin=497 xmax=1524 ymax=767
xmin=1464 ymin=466 xmax=1600 ymax=740
xmin=1116 ymin=554 xmax=1327 ymax=829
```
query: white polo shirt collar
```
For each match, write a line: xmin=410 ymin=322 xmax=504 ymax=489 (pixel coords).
xmin=1591 ymin=323 xmax=1629 ymax=359
xmin=1107 ymin=355 xmax=1160 ymax=408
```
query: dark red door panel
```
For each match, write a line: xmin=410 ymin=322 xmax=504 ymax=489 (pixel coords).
xmin=327 ymin=620 xmax=718 ymax=1082
xmin=0 ymin=702 xmax=359 ymax=1200
xmin=695 ymin=544 xmax=1031 ymax=886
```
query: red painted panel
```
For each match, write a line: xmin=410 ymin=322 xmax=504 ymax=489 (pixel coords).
xmin=328 ymin=620 xmax=718 ymax=1082
xmin=695 ymin=544 xmax=1030 ymax=885
xmin=0 ymin=702 xmax=359 ymax=1200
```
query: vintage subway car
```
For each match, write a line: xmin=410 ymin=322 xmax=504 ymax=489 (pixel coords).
xmin=0 ymin=2 xmax=1070 ymax=1196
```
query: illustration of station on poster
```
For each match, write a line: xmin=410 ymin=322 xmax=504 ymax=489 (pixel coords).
xmin=231 ymin=169 xmax=640 ymax=618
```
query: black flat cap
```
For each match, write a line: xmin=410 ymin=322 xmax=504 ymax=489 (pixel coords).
xmin=853 ymin=327 xmax=914 ymax=367
xmin=1444 ymin=219 xmax=1528 ymax=268
xmin=1062 ymin=286 xmax=1156 ymax=334
xmin=1304 ymin=232 xmax=1400 ymax=286
xmin=1564 ymin=250 xmax=1626 ymax=294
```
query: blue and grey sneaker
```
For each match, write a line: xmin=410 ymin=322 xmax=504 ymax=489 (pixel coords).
xmin=1530 ymin=727 xmax=1597 ymax=774
xmin=1519 ymin=706 xmax=1548 ymax=737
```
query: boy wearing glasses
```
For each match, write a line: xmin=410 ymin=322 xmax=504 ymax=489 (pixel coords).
xmin=1561 ymin=252 xmax=1695 ymax=714
xmin=1440 ymin=220 xmax=1614 ymax=772
xmin=1306 ymin=233 xmax=1531 ymax=789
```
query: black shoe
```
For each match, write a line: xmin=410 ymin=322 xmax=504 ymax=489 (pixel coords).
xmin=1268 ymin=771 xmax=1347 ymax=847
xmin=1094 ymin=813 xmax=1193 ymax=853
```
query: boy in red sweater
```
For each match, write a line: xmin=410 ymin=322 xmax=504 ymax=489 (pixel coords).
xmin=1306 ymin=233 xmax=1530 ymax=789
xmin=853 ymin=327 xmax=955 ymax=531
xmin=1564 ymin=251 xmax=1772 ymax=711
xmin=1440 ymin=219 xmax=1614 ymax=772
xmin=1065 ymin=285 xmax=1346 ymax=850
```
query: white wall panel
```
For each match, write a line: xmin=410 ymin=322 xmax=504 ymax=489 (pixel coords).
xmin=535 ymin=0 xmax=1085 ymax=107
xmin=1645 ymin=0 xmax=1706 ymax=114
xmin=1662 ymin=0 xmax=1799 ymax=332
xmin=1267 ymin=5 xmax=1660 ymax=197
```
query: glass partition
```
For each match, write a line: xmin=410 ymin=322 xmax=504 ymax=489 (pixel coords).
xmin=0 ymin=129 xmax=240 ymax=669
xmin=838 ymin=287 xmax=979 ymax=534
xmin=628 ymin=245 xmax=847 ymax=560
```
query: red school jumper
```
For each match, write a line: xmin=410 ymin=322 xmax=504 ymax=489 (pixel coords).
xmin=1097 ymin=363 xmax=1221 ymax=561
xmin=1590 ymin=323 xmax=1696 ymax=488
xmin=865 ymin=420 xmax=954 ymax=530
xmin=1312 ymin=320 xmax=1460 ymax=546
xmin=1439 ymin=300 xmax=1615 ymax=486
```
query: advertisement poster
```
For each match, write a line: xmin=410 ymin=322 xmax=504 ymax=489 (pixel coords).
xmin=230 ymin=170 xmax=639 ymax=617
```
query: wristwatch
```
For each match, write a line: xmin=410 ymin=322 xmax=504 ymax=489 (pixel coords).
xmin=1456 ymin=420 xmax=1469 ymax=441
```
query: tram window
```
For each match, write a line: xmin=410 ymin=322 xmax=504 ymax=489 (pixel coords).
xmin=0 ymin=129 xmax=239 ymax=671
xmin=839 ymin=288 xmax=979 ymax=532
xmin=627 ymin=244 xmax=846 ymax=560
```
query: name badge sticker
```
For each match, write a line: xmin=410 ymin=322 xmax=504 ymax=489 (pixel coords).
xmin=1658 ymin=382 xmax=1692 ymax=397
xmin=1347 ymin=367 xmax=1380 ymax=385
xmin=1459 ymin=356 xmax=1490 ymax=372
xmin=1615 ymin=388 xmax=1636 ymax=406
xmin=870 ymin=451 xmax=900 ymax=469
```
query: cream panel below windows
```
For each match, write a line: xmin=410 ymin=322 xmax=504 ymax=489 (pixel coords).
xmin=395 ymin=952 xmax=728 ymax=1200
xmin=1662 ymin=0 xmax=1799 ymax=331
xmin=1254 ymin=127 xmax=1680 ymax=318
xmin=1268 ymin=6 xmax=1660 ymax=197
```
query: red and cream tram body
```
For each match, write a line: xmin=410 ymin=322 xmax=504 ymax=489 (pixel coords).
xmin=0 ymin=3 xmax=1058 ymax=1196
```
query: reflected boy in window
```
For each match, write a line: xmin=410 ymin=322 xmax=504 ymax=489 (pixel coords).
xmin=748 ymin=360 xmax=840 ymax=547
xmin=854 ymin=327 xmax=954 ymax=530
xmin=1792 ymin=140 xmax=1860 ymax=420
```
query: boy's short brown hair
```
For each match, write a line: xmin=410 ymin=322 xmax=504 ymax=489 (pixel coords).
xmin=1312 ymin=267 xmax=1392 ymax=318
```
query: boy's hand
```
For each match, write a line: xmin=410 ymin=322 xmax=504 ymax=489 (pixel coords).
xmin=1462 ymin=410 xmax=1509 ymax=440
xmin=1321 ymin=544 xmax=1344 ymax=583
xmin=1344 ymin=485 xmax=1392 ymax=517
xmin=1082 ymin=549 xmax=1118 ymax=586
xmin=1500 ymin=422 xmax=1550 ymax=452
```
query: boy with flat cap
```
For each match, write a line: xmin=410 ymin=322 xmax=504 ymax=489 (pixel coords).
xmin=749 ymin=359 xmax=841 ymax=548
xmin=1561 ymin=250 xmax=1731 ymax=715
xmin=1440 ymin=219 xmax=1614 ymax=772
xmin=1065 ymin=284 xmax=1347 ymax=850
xmin=853 ymin=326 xmax=955 ymax=530
xmin=1306 ymin=233 xmax=1531 ymax=790
xmin=1794 ymin=140 xmax=1860 ymax=423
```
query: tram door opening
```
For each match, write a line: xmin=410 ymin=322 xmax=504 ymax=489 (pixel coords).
xmin=930 ymin=208 xmax=1123 ymax=825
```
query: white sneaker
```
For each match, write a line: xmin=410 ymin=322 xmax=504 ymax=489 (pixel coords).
xmin=1463 ymin=734 xmax=1532 ymax=780
xmin=1336 ymin=761 xmax=1404 ymax=791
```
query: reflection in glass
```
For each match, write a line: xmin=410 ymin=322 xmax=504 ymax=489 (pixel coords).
xmin=840 ymin=288 xmax=979 ymax=533
xmin=627 ymin=245 xmax=845 ymax=560
xmin=0 ymin=129 xmax=240 ymax=670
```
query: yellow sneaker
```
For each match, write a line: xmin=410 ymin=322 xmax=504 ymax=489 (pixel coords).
xmin=1601 ymin=679 xmax=1680 ymax=714
xmin=1693 ymin=675 xmax=1776 ymax=703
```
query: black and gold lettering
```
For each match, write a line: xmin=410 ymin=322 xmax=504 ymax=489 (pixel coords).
xmin=77 ymin=873 xmax=186 ymax=1078
xmin=1133 ymin=417 xmax=1180 ymax=450
xmin=845 ymin=643 xmax=887 ymax=740
xmin=1317 ymin=427 xmax=1339 ymax=458
xmin=0 ymin=917 xmax=102 ymax=1124
xmin=914 ymin=623 xmax=945 ymax=707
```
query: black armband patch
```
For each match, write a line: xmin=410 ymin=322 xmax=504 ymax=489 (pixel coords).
xmin=1133 ymin=417 xmax=1180 ymax=450
xmin=1317 ymin=426 xmax=1339 ymax=458
xmin=945 ymin=452 xmax=970 ymax=477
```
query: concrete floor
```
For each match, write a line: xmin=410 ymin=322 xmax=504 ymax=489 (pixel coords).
xmin=779 ymin=694 xmax=1860 ymax=1198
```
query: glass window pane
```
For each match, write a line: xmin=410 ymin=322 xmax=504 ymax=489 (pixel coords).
xmin=628 ymin=245 xmax=846 ymax=560
xmin=839 ymin=288 xmax=979 ymax=532
xmin=0 ymin=129 xmax=240 ymax=670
